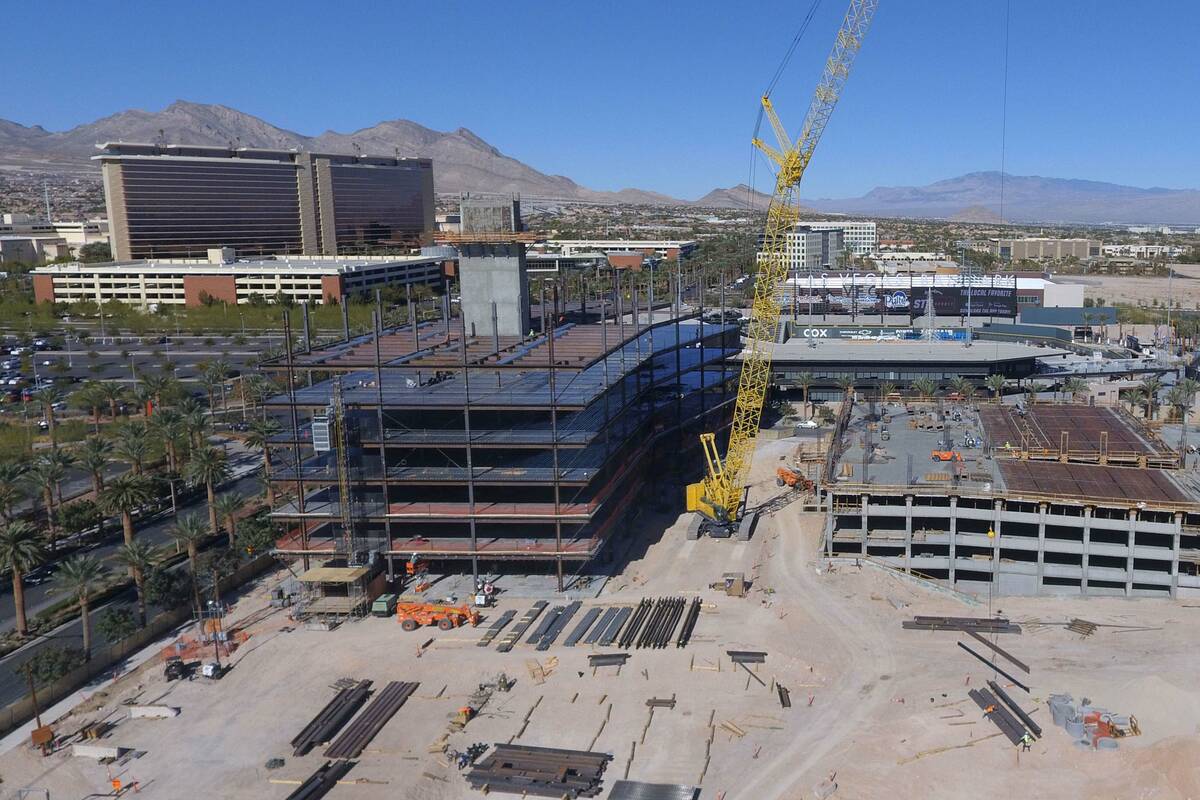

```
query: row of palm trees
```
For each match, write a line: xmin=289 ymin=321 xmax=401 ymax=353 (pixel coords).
xmin=0 ymin=367 xmax=282 ymax=659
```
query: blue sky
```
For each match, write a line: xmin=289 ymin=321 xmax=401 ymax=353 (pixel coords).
xmin=4 ymin=1 xmax=1196 ymax=200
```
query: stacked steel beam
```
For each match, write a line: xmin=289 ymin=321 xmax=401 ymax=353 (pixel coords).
xmin=291 ymin=680 xmax=372 ymax=757
xmin=618 ymin=600 xmax=653 ymax=649
xmin=324 ymin=681 xmax=419 ymax=759
xmin=285 ymin=760 xmax=356 ymax=800
xmin=675 ymin=598 xmax=701 ymax=648
xmin=902 ymin=616 xmax=1022 ymax=634
xmin=636 ymin=597 xmax=686 ymax=649
xmin=465 ymin=743 xmax=612 ymax=798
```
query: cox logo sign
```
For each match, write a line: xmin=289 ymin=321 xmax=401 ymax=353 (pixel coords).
xmin=801 ymin=328 xmax=830 ymax=338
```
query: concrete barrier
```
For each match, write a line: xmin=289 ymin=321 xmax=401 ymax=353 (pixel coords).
xmin=129 ymin=705 xmax=180 ymax=719
xmin=73 ymin=743 xmax=128 ymax=760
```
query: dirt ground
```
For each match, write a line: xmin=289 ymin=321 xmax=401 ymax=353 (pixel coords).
xmin=3 ymin=440 xmax=1200 ymax=799
xmin=1057 ymin=273 xmax=1200 ymax=310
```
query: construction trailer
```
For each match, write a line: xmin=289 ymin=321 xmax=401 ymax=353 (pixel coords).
xmin=262 ymin=263 xmax=739 ymax=590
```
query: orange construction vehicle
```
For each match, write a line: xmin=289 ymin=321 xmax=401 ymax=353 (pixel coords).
xmin=396 ymin=602 xmax=480 ymax=631
xmin=931 ymin=450 xmax=963 ymax=463
xmin=775 ymin=466 xmax=814 ymax=491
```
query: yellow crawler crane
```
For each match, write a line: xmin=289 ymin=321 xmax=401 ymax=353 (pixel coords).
xmin=687 ymin=0 xmax=879 ymax=526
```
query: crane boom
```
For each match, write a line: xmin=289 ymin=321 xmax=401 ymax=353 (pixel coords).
xmin=688 ymin=0 xmax=878 ymax=523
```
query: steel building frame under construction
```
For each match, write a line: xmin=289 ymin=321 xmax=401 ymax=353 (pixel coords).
xmin=261 ymin=272 xmax=739 ymax=589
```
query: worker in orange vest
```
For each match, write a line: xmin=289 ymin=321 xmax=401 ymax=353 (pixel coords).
xmin=983 ymin=704 xmax=996 ymax=716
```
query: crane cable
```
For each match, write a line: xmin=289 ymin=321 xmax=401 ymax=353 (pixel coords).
xmin=747 ymin=0 xmax=824 ymax=218
xmin=999 ymin=0 xmax=1011 ymax=224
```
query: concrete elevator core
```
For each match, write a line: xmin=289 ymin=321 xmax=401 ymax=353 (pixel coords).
xmin=458 ymin=242 xmax=531 ymax=338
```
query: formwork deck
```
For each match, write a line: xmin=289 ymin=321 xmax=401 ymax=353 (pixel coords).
xmin=998 ymin=461 xmax=1190 ymax=504
xmin=980 ymin=405 xmax=1171 ymax=458
xmin=269 ymin=333 xmax=736 ymax=410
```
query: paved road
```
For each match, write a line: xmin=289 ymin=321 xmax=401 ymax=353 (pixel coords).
xmin=0 ymin=447 xmax=263 ymax=706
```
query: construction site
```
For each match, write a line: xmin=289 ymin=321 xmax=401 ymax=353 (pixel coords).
xmin=824 ymin=397 xmax=1200 ymax=598
xmin=260 ymin=242 xmax=739 ymax=596
xmin=5 ymin=2 xmax=1200 ymax=799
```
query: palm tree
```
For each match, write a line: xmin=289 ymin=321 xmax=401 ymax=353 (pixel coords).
xmin=186 ymin=447 xmax=230 ymax=537
xmin=98 ymin=382 xmax=126 ymax=419
xmin=53 ymin=555 xmax=107 ymax=660
xmin=0 ymin=461 xmax=28 ymax=523
xmin=1063 ymin=377 xmax=1088 ymax=404
xmin=73 ymin=381 xmax=107 ymax=433
xmin=139 ymin=372 xmax=176 ymax=413
xmin=170 ymin=512 xmax=210 ymax=614
xmin=0 ymin=520 xmax=45 ymax=635
xmin=77 ymin=436 xmax=113 ymax=497
xmin=151 ymin=409 xmax=186 ymax=474
xmin=179 ymin=397 xmax=210 ymax=450
xmin=795 ymin=373 xmax=814 ymax=419
xmin=26 ymin=455 xmax=67 ymax=548
xmin=1170 ymin=377 xmax=1200 ymax=466
xmin=31 ymin=385 xmax=65 ymax=448
xmin=949 ymin=377 xmax=972 ymax=401
xmin=835 ymin=376 xmax=855 ymax=400
xmin=911 ymin=377 xmax=936 ymax=402
xmin=985 ymin=374 xmax=1006 ymax=401
xmin=114 ymin=540 xmax=159 ymax=627
xmin=112 ymin=421 xmax=152 ymax=476
xmin=213 ymin=492 xmax=244 ymax=549
xmin=170 ymin=513 xmax=208 ymax=581
xmin=99 ymin=474 xmax=153 ymax=546
xmin=878 ymin=381 xmax=897 ymax=403
xmin=208 ymin=359 xmax=232 ymax=412
xmin=197 ymin=359 xmax=219 ymax=413
xmin=244 ymin=418 xmax=281 ymax=506
xmin=1140 ymin=377 xmax=1163 ymax=420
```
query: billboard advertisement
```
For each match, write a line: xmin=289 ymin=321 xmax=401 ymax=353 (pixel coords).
xmin=909 ymin=286 xmax=1016 ymax=318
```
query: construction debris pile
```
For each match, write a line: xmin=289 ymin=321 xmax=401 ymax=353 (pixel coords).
xmin=1048 ymin=694 xmax=1141 ymax=750
xmin=465 ymin=743 xmax=613 ymax=798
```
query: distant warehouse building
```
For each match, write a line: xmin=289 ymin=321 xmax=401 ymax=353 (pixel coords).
xmin=992 ymin=238 xmax=1101 ymax=260
xmin=96 ymin=143 xmax=434 ymax=260
xmin=32 ymin=252 xmax=444 ymax=309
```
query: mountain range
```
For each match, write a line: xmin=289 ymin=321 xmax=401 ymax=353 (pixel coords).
xmin=0 ymin=100 xmax=726 ymax=207
xmin=0 ymin=101 xmax=1197 ymax=223
xmin=808 ymin=171 xmax=1200 ymax=226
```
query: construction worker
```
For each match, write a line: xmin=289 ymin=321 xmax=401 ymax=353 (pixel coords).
xmin=983 ymin=704 xmax=996 ymax=716
xmin=1020 ymin=733 xmax=1034 ymax=752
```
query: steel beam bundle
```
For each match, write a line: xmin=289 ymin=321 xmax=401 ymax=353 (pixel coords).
xmin=902 ymin=616 xmax=1022 ymax=634
xmin=477 ymin=610 xmax=517 ymax=648
xmin=618 ymin=600 xmax=653 ymax=649
xmin=599 ymin=607 xmax=633 ymax=646
xmin=675 ymin=598 xmax=701 ymax=648
xmin=565 ymin=607 xmax=603 ymax=647
xmin=636 ymin=597 xmax=686 ymax=649
xmin=527 ymin=605 xmax=565 ymax=644
xmin=969 ymin=687 xmax=1028 ymax=746
xmin=465 ymin=743 xmax=613 ymax=798
xmin=987 ymin=680 xmax=1042 ymax=738
xmin=583 ymin=608 xmax=619 ymax=646
xmin=608 ymin=781 xmax=700 ymax=800
xmin=324 ymin=681 xmax=419 ymax=759
xmin=285 ymin=760 xmax=357 ymax=800
xmin=290 ymin=680 xmax=372 ymax=756
xmin=727 ymin=650 xmax=767 ymax=664
xmin=497 ymin=601 xmax=548 ymax=652
xmin=536 ymin=601 xmax=582 ymax=650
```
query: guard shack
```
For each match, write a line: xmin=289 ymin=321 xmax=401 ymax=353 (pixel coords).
xmin=296 ymin=564 xmax=384 ymax=623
